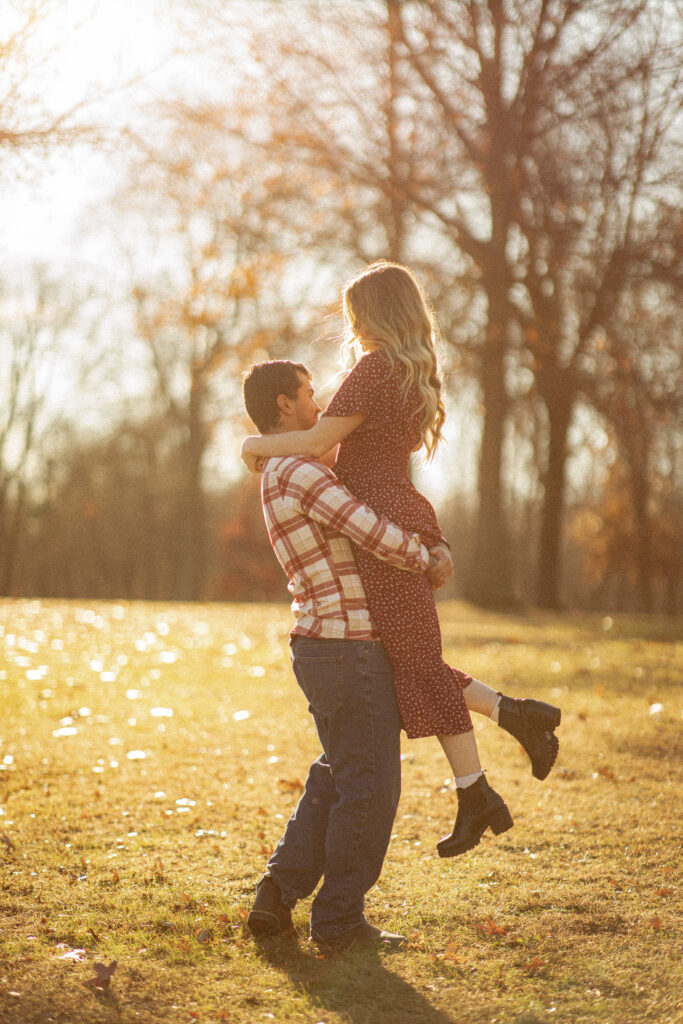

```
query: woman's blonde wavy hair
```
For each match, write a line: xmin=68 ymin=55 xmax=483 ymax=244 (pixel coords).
xmin=341 ymin=261 xmax=445 ymax=459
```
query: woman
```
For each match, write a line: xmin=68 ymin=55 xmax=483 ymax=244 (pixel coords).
xmin=242 ymin=261 xmax=560 ymax=857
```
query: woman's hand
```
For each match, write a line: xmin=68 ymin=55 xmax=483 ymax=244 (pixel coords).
xmin=426 ymin=544 xmax=453 ymax=591
xmin=319 ymin=445 xmax=339 ymax=469
xmin=241 ymin=437 xmax=265 ymax=474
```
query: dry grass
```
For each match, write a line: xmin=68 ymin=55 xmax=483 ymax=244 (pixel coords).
xmin=0 ymin=598 xmax=681 ymax=1024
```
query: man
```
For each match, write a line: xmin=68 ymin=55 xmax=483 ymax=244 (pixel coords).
xmin=241 ymin=359 xmax=448 ymax=953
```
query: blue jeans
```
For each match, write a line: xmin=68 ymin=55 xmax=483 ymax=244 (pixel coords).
xmin=267 ymin=636 xmax=401 ymax=939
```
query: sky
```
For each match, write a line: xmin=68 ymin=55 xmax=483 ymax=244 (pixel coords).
xmin=1 ymin=0 xmax=178 ymax=263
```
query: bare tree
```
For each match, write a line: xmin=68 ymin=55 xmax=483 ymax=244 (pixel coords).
xmin=587 ymin=274 xmax=682 ymax=612
xmin=190 ymin=0 xmax=682 ymax=608
xmin=0 ymin=270 xmax=82 ymax=592
xmin=501 ymin=2 xmax=683 ymax=605
xmin=124 ymin=101 xmax=306 ymax=599
xmin=0 ymin=0 xmax=114 ymax=174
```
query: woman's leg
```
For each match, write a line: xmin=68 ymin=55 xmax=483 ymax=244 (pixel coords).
xmin=437 ymin=729 xmax=482 ymax=778
xmin=436 ymin=727 xmax=513 ymax=858
xmin=462 ymin=677 xmax=562 ymax=781
xmin=461 ymin=678 xmax=500 ymax=718
xmin=444 ymin=681 xmax=561 ymax=778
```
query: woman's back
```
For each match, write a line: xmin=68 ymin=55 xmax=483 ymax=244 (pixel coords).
xmin=326 ymin=350 xmax=440 ymax=541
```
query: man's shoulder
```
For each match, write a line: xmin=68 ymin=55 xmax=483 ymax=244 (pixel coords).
xmin=263 ymin=455 xmax=334 ymax=490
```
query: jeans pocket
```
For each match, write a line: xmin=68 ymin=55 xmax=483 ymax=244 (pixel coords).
xmin=293 ymin=653 xmax=345 ymax=717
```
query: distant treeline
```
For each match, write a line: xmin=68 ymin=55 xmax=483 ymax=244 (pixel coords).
xmin=1 ymin=409 xmax=679 ymax=614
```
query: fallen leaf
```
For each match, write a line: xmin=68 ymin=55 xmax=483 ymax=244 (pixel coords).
xmin=83 ymin=959 xmax=117 ymax=991
xmin=654 ymin=888 xmax=673 ymax=897
xmin=524 ymin=957 xmax=549 ymax=975
xmin=480 ymin=917 xmax=509 ymax=936
xmin=651 ymin=916 xmax=663 ymax=930
xmin=278 ymin=778 xmax=305 ymax=791
xmin=195 ymin=928 xmax=211 ymax=943
xmin=443 ymin=940 xmax=461 ymax=963
xmin=236 ymin=908 xmax=249 ymax=920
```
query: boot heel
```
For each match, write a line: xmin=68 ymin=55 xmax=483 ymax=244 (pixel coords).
xmin=489 ymin=805 xmax=514 ymax=835
xmin=532 ymin=701 xmax=561 ymax=729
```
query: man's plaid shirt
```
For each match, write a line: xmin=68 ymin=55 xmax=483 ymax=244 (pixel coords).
xmin=261 ymin=455 xmax=431 ymax=640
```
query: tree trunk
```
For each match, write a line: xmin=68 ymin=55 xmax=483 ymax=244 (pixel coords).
xmin=185 ymin=375 xmax=208 ymax=602
xmin=0 ymin=481 xmax=25 ymax=596
xmin=465 ymin=288 xmax=514 ymax=607
xmin=627 ymin=432 xmax=654 ymax=613
xmin=536 ymin=392 xmax=573 ymax=609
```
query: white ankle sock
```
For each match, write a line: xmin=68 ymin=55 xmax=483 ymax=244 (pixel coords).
xmin=454 ymin=770 xmax=483 ymax=789
xmin=490 ymin=695 xmax=502 ymax=724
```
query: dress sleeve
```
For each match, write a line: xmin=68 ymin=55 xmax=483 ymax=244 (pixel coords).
xmin=323 ymin=350 xmax=391 ymax=423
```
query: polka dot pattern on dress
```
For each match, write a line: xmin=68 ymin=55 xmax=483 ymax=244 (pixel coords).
xmin=324 ymin=350 xmax=473 ymax=739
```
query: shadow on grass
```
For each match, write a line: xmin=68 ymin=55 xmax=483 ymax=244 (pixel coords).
xmin=253 ymin=932 xmax=457 ymax=1024
xmin=613 ymin=731 xmax=681 ymax=762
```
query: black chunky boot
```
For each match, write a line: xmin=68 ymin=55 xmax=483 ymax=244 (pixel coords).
xmin=437 ymin=775 xmax=513 ymax=858
xmin=498 ymin=695 xmax=561 ymax=780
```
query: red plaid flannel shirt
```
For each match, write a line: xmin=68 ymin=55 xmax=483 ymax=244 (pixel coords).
xmin=261 ymin=455 xmax=431 ymax=640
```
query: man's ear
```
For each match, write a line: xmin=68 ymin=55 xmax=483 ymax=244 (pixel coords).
xmin=275 ymin=392 xmax=292 ymax=417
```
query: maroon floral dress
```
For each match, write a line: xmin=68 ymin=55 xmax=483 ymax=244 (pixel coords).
xmin=324 ymin=349 xmax=472 ymax=738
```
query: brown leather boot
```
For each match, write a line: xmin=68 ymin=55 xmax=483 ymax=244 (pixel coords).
xmin=437 ymin=775 xmax=513 ymax=858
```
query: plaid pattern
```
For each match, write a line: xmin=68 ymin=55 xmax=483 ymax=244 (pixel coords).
xmin=261 ymin=455 xmax=430 ymax=640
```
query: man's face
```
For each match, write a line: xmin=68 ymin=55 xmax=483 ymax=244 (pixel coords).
xmin=288 ymin=372 xmax=321 ymax=431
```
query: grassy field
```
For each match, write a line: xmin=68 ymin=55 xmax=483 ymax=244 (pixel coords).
xmin=0 ymin=598 xmax=681 ymax=1024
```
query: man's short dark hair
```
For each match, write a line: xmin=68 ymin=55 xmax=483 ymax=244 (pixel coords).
xmin=242 ymin=360 xmax=310 ymax=433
